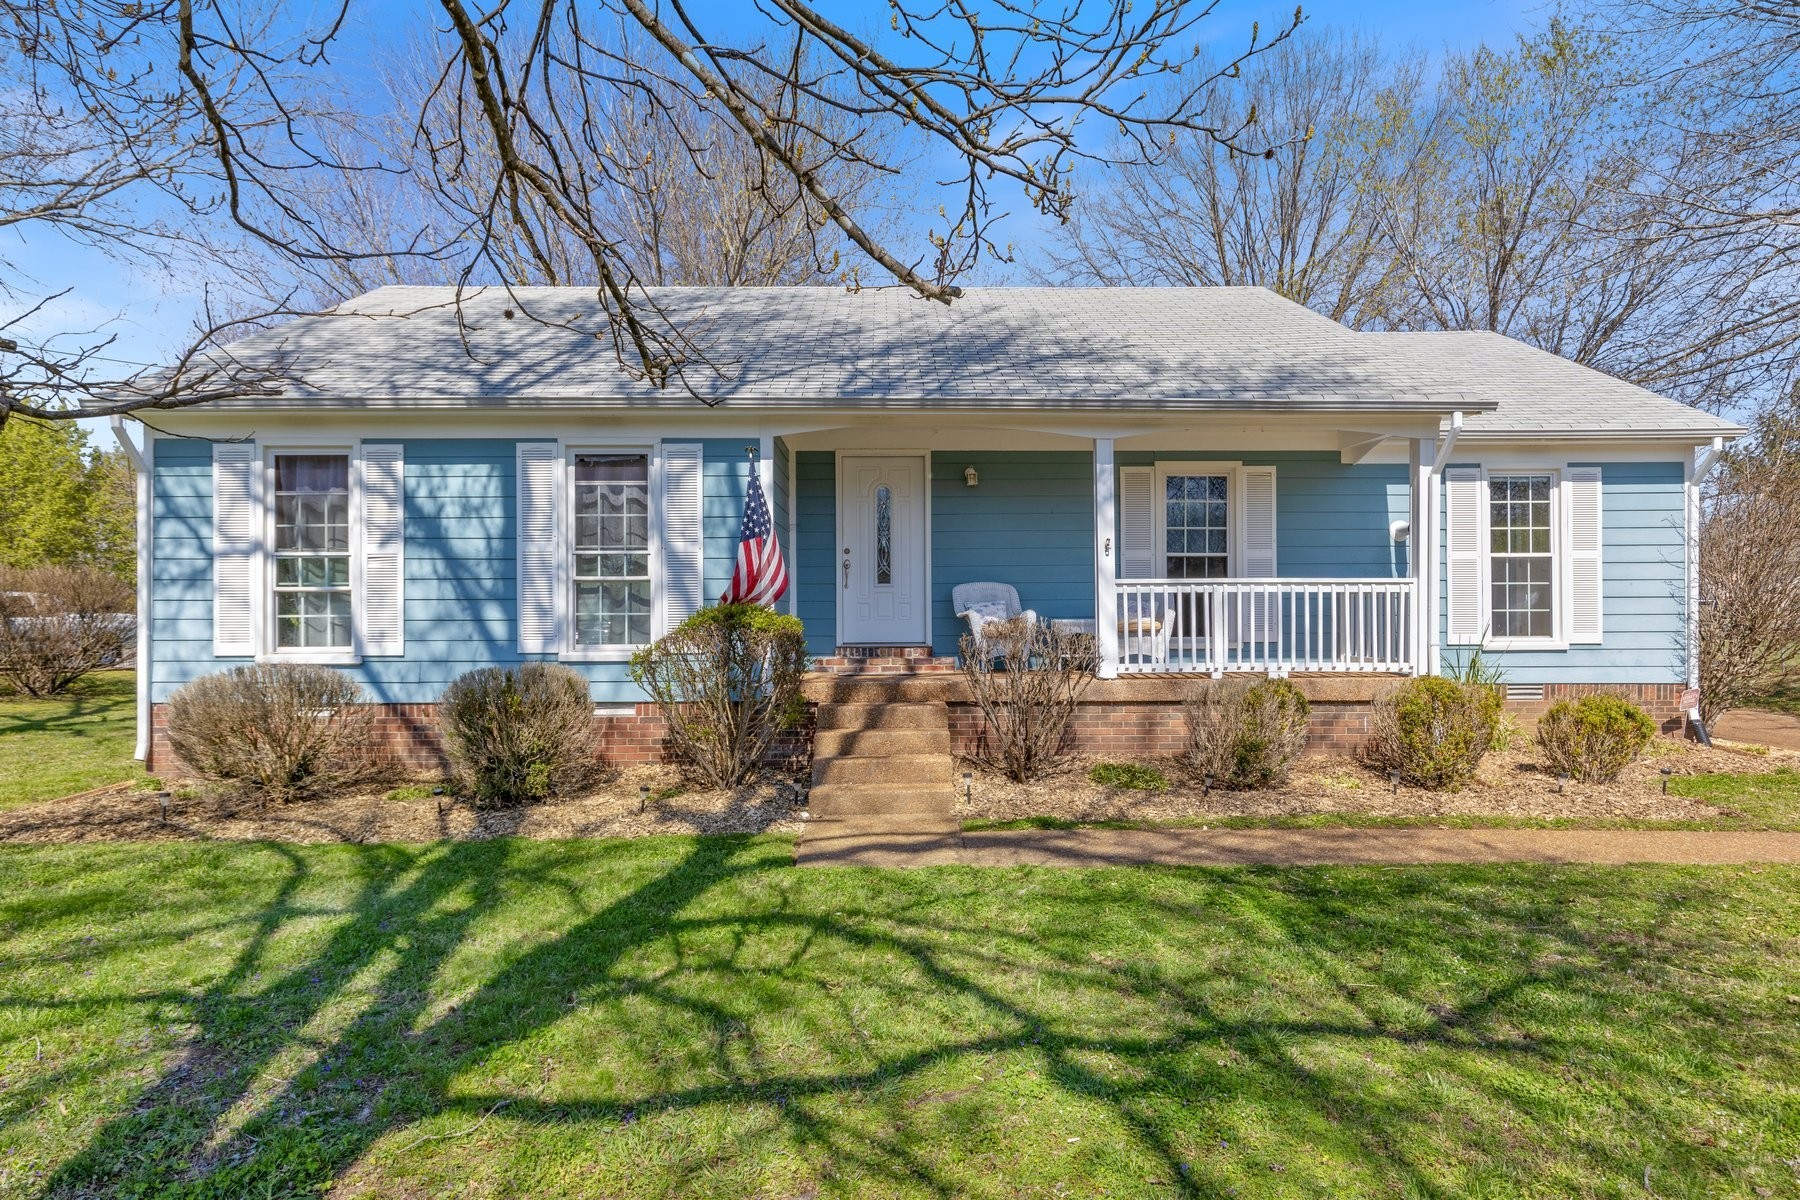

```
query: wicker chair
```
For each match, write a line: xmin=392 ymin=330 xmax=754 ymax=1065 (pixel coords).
xmin=952 ymin=582 xmax=1038 ymax=660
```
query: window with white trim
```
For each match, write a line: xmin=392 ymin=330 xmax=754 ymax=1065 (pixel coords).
xmin=1488 ymin=473 xmax=1555 ymax=639
xmin=272 ymin=453 xmax=353 ymax=650
xmin=1163 ymin=473 xmax=1231 ymax=578
xmin=571 ymin=452 xmax=652 ymax=647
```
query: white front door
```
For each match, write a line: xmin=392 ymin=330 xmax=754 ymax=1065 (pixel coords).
xmin=839 ymin=455 xmax=928 ymax=645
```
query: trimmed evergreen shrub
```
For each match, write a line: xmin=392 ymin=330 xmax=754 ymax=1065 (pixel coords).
xmin=1535 ymin=694 xmax=1657 ymax=783
xmin=436 ymin=662 xmax=598 ymax=807
xmin=1365 ymin=676 xmax=1504 ymax=791
xmin=1182 ymin=677 xmax=1311 ymax=789
xmin=630 ymin=604 xmax=809 ymax=787
xmin=165 ymin=664 xmax=372 ymax=804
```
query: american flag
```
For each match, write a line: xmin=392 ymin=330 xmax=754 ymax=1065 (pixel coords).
xmin=721 ymin=467 xmax=788 ymax=606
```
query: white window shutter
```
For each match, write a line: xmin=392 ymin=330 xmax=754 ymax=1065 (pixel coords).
xmin=212 ymin=442 xmax=257 ymax=656
xmin=1567 ymin=466 xmax=1603 ymax=643
xmin=1445 ymin=467 xmax=1484 ymax=645
xmin=359 ymin=444 xmax=405 ymax=656
xmin=516 ymin=443 xmax=561 ymax=654
xmin=1240 ymin=467 xmax=1278 ymax=578
xmin=1119 ymin=466 xmax=1154 ymax=578
xmin=1240 ymin=466 xmax=1278 ymax=640
xmin=659 ymin=443 xmax=705 ymax=632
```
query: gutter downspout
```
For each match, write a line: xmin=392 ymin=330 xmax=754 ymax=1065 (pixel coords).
xmin=1687 ymin=435 xmax=1725 ymax=708
xmin=111 ymin=416 xmax=153 ymax=762
xmin=1422 ymin=411 xmax=1463 ymax=677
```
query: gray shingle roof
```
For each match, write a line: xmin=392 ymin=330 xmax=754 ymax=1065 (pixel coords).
xmin=1380 ymin=331 xmax=1744 ymax=440
xmin=202 ymin=284 xmax=1742 ymax=437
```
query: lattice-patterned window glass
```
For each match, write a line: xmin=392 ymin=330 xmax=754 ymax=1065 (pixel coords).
xmin=572 ymin=453 xmax=652 ymax=646
xmin=875 ymin=485 xmax=892 ymax=585
xmin=1164 ymin=474 xmax=1230 ymax=580
xmin=1489 ymin=474 xmax=1555 ymax=638
xmin=273 ymin=454 xmax=353 ymax=649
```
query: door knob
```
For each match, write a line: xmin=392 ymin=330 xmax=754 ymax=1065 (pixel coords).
xmin=842 ymin=550 xmax=851 ymax=588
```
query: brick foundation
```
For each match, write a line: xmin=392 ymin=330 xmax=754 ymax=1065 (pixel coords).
xmin=945 ymin=682 xmax=1689 ymax=761
xmin=147 ymin=682 xmax=1687 ymax=778
xmin=147 ymin=703 xmax=815 ymax=779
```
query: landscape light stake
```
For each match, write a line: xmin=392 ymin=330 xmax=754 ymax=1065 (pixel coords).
xmin=434 ymin=786 xmax=446 ymax=816
xmin=155 ymin=791 xmax=171 ymax=823
xmin=1389 ymin=770 xmax=1401 ymax=796
xmin=1557 ymin=773 xmax=1570 ymax=794
xmin=640 ymin=785 xmax=650 ymax=813
xmin=1202 ymin=774 xmax=1214 ymax=798
xmin=1660 ymin=767 xmax=1673 ymax=795
xmin=962 ymin=771 xmax=972 ymax=802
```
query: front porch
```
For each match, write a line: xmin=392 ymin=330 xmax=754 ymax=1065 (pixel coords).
xmin=768 ymin=417 xmax=1444 ymax=681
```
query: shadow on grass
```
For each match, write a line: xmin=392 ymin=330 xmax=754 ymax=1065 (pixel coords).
xmin=18 ymin=839 xmax=1787 ymax=1198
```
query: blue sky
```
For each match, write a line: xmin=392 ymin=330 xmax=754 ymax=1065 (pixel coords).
xmin=4 ymin=0 xmax=1541 ymax=446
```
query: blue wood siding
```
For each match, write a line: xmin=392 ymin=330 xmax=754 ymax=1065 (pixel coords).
xmin=1439 ymin=461 xmax=1687 ymax=684
xmin=931 ymin=452 xmax=1094 ymax=655
xmin=149 ymin=437 xmax=746 ymax=705
xmin=150 ymin=436 xmax=1688 ymax=695
xmin=794 ymin=451 xmax=837 ymax=655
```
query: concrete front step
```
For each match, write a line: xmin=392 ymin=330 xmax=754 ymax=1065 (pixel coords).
xmin=806 ymin=782 xmax=956 ymax=818
xmin=807 ymin=677 xmax=964 ymax=705
xmin=814 ymin=702 xmax=949 ymax=731
xmin=814 ymin=727 xmax=952 ymax=758
xmin=802 ymin=814 xmax=962 ymax=835
xmin=812 ymin=753 xmax=952 ymax=787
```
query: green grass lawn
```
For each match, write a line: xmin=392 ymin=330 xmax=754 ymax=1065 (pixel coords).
xmin=2 ymin=838 xmax=1797 ymax=1198
xmin=0 ymin=672 xmax=145 ymax=809
xmin=1753 ymin=681 xmax=1800 ymax=717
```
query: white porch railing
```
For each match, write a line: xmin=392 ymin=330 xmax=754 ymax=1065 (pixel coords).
xmin=1114 ymin=578 xmax=1417 ymax=674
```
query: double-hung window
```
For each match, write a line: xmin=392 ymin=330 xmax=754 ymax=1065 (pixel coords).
xmin=571 ymin=453 xmax=652 ymax=648
xmin=272 ymin=454 xmax=353 ymax=650
xmin=1487 ymin=473 xmax=1555 ymax=640
xmin=1164 ymin=473 xmax=1231 ymax=579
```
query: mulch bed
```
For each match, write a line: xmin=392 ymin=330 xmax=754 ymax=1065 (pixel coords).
xmin=0 ymin=764 xmax=805 ymax=845
xmin=957 ymin=738 xmax=1798 ymax=826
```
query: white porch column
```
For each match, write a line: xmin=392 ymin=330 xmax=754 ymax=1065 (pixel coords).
xmin=1410 ymin=437 xmax=1431 ymax=675
xmin=1094 ymin=438 xmax=1119 ymax=679
xmin=1420 ymin=436 xmax=1443 ymax=677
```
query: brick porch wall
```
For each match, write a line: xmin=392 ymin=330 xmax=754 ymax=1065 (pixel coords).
xmin=945 ymin=682 xmax=1688 ymax=761
xmin=148 ymin=682 xmax=1685 ymax=777
xmin=146 ymin=703 xmax=816 ymax=779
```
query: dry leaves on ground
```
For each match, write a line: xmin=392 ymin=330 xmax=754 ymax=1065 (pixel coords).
xmin=0 ymin=764 xmax=804 ymax=845
xmin=957 ymin=739 xmax=1796 ymax=826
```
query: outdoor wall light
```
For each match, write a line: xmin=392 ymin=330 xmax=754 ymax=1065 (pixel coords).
xmin=964 ymin=465 xmax=979 ymax=487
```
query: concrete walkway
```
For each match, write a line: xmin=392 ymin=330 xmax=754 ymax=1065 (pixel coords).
xmin=795 ymin=822 xmax=1800 ymax=868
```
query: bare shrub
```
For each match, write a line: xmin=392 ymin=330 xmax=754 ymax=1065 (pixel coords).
xmin=959 ymin=621 xmax=1094 ymax=783
xmin=629 ymin=604 xmax=809 ymax=788
xmin=164 ymin=664 xmax=372 ymax=804
xmin=1535 ymin=694 xmax=1656 ymax=783
xmin=1182 ymin=677 xmax=1311 ymax=789
xmin=1698 ymin=411 xmax=1800 ymax=724
xmin=1365 ymin=676 xmax=1504 ymax=791
xmin=436 ymin=663 xmax=600 ymax=807
xmin=0 ymin=566 xmax=135 ymax=697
